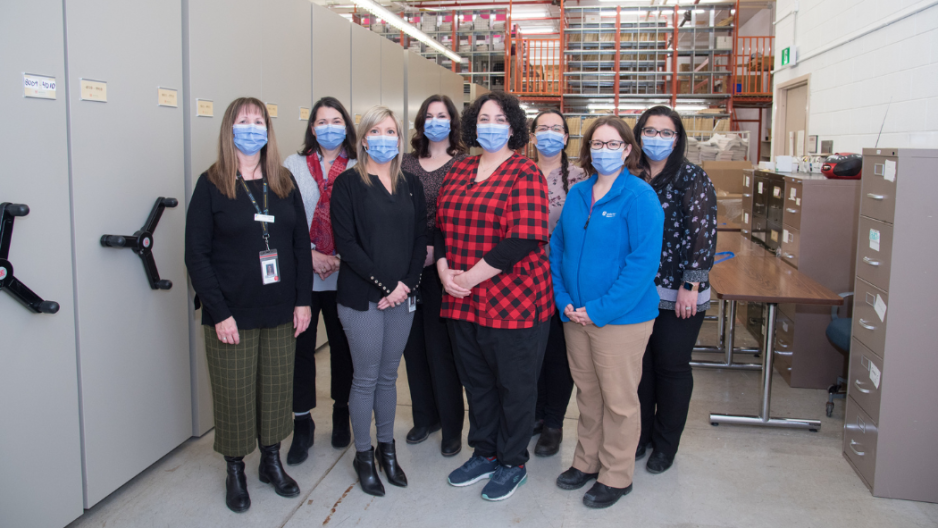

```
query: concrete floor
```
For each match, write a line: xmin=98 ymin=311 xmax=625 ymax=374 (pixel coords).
xmin=68 ymin=319 xmax=938 ymax=528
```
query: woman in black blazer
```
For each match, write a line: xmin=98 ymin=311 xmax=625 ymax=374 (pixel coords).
xmin=330 ymin=105 xmax=427 ymax=497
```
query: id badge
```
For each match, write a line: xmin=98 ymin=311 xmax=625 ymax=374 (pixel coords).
xmin=259 ymin=249 xmax=280 ymax=285
xmin=407 ymin=295 xmax=417 ymax=313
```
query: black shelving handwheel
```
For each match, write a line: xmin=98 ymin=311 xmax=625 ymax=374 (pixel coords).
xmin=100 ymin=197 xmax=178 ymax=290
xmin=0 ymin=202 xmax=60 ymax=314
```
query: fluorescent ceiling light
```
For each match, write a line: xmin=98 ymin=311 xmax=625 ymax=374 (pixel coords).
xmin=674 ymin=104 xmax=710 ymax=111
xmin=351 ymin=0 xmax=463 ymax=62
xmin=518 ymin=26 xmax=556 ymax=34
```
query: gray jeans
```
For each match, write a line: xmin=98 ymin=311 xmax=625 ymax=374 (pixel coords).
xmin=338 ymin=301 xmax=415 ymax=452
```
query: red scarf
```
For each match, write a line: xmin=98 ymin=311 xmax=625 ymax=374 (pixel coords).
xmin=306 ymin=150 xmax=348 ymax=256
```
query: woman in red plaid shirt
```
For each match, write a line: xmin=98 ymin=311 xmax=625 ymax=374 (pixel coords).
xmin=435 ymin=92 xmax=553 ymax=502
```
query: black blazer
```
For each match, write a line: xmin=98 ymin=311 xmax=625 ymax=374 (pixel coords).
xmin=330 ymin=168 xmax=427 ymax=311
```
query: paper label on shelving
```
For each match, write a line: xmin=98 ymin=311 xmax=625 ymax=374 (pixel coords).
xmin=757 ymin=181 xmax=763 ymax=194
xmin=744 ymin=212 xmax=749 ymax=224
xmin=299 ymin=107 xmax=310 ymax=120
xmin=773 ymin=187 xmax=781 ymax=198
xmin=196 ymin=99 xmax=213 ymax=117
xmin=23 ymin=74 xmax=56 ymax=99
xmin=874 ymin=294 xmax=887 ymax=322
xmin=884 ymin=159 xmax=896 ymax=182
xmin=783 ymin=229 xmax=790 ymax=243
xmin=782 ymin=321 xmax=789 ymax=332
xmin=265 ymin=103 xmax=278 ymax=118
xmin=80 ymin=79 xmax=107 ymax=102
xmin=745 ymin=176 xmax=750 ymax=188
xmin=795 ymin=198 xmax=801 ymax=206
xmin=869 ymin=229 xmax=880 ymax=252
xmin=869 ymin=362 xmax=881 ymax=389
xmin=771 ymin=230 xmax=778 ymax=242
xmin=790 ymin=188 xmax=797 ymax=200
xmin=157 ymin=88 xmax=177 ymax=107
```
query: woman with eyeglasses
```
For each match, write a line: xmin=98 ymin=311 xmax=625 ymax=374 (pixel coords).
xmin=632 ymin=106 xmax=717 ymax=475
xmin=437 ymin=92 xmax=552 ymax=502
xmin=549 ymin=116 xmax=663 ymax=509
xmin=399 ymin=94 xmax=468 ymax=457
xmin=528 ymin=110 xmax=585 ymax=458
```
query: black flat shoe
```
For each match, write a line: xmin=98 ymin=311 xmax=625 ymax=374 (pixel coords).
xmin=353 ymin=447 xmax=385 ymax=497
xmin=556 ymin=467 xmax=598 ymax=490
xmin=441 ymin=437 xmax=462 ymax=457
xmin=646 ymin=451 xmax=674 ymax=474
xmin=405 ymin=423 xmax=441 ymax=444
xmin=532 ymin=419 xmax=544 ymax=437
xmin=287 ymin=415 xmax=315 ymax=466
xmin=583 ymin=482 xmax=632 ymax=509
xmin=375 ymin=440 xmax=408 ymax=487
xmin=332 ymin=404 xmax=351 ymax=449
xmin=635 ymin=443 xmax=648 ymax=462
xmin=258 ymin=443 xmax=300 ymax=498
xmin=534 ymin=427 xmax=562 ymax=457
xmin=224 ymin=456 xmax=250 ymax=513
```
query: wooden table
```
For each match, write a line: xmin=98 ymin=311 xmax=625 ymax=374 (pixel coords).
xmin=706 ymin=250 xmax=844 ymax=431
xmin=716 ymin=215 xmax=741 ymax=232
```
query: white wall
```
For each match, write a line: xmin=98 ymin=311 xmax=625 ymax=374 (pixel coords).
xmin=772 ymin=0 xmax=938 ymax=152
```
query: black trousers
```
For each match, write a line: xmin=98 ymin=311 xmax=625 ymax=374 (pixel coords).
xmin=448 ymin=318 xmax=549 ymax=467
xmin=535 ymin=312 xmax=573 ymax=430
xmin=402 ymin=266 xmax=465 ymax=442
xmin=292 ymin=290 xmax=354 ymax=413
xmin=637 ymin=308 xmax=706 ymax=458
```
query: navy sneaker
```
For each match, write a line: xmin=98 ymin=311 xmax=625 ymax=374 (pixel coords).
xmin=448 ymin=455 xmax=499 ymax=487
xmin=481 ymin=464 xmax=527 ymax=501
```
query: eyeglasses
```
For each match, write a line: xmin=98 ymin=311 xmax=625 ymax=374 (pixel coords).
xmin=642 ymin=127 xmax=677 ymax=139
xmin=589 ymin=139 xmax=625 ymax=150
xmin=535 ymin=125 xmax=564 ymax=133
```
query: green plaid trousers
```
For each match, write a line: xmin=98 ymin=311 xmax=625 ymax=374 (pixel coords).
xmin=204 ymin=322 xmax=295 ymax=457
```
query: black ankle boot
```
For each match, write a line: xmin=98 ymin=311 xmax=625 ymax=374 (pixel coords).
xmin=353 ymin=447 xmax=385 ymax=497
xmin=375 ymin=440 xmax=408 ymax=487
xmin=287 ymin=415 xmax=315 ymax=466
xmin=224 ymin=456 xmax=250 ymax=513
xmin=258 ymin=443 xmax=300 ymax=497
xmin=332 ymin=404 xmax=351 ymax=449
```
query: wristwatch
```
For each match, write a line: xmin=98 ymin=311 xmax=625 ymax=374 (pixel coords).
xmin=682 ymin=281 xmax=699 ymax=292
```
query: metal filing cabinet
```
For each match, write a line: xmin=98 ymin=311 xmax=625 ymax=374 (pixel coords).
xmin=843 ymin=148 xmax=938 ymax=503
xmin=742 ymin=171 xmax=860 ymax=389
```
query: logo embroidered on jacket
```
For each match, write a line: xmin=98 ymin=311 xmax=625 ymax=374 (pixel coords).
xmin=601 ymin=211 xmax=616 ymax=218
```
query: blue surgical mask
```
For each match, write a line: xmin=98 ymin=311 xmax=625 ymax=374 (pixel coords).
xmin=590 ymin=148 xmax=625 ymax=176
xmin=476 ymin=123 xmax=511 ymax=152
xmin=641 ymin=135 xmax=675 ymax=161
xmin=315 ymin=124 xmax=347 ymax=150
xmin=366 ymin=135 xmax=399 ymax=163
xmin=535 ymin=131 xmax=565 ymax=157
xmin=232 ymin=124 xmax=268 ymax=156
xmin=424 ymin=119 xmax=451 ymax=142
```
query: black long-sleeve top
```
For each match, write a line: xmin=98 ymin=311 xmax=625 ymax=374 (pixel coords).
xmin=185 ymin=171 xmax=313 ymax=328
xmin=330 ymin=168 xmax=428 ymax=311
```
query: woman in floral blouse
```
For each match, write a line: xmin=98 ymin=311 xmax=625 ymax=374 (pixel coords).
xmin=633 ymin=106 xmax=717 ymax=475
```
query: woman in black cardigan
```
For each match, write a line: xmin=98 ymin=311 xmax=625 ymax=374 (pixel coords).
xmin=330 ymin=105 xmax=427 ymax=497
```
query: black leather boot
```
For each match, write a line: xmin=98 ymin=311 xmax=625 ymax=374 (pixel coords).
xmin=258 ymin=443 xmax=300 ymax=497
xmin=375 ymin=440 xmax=408 ymax=487
xmin=224 ymin=456 xmax=250 ymax=513
xmin=583 ymin=482 xmax=632 ymax=509
xmin=332 ymin=404 xmax=351 ymax=449
xmin=353 ymin=447 xmax=385 ymax=497
xmin=534 ymin=427 xmax=562 ymax=457
xmin=287 ymin=414 xmax=315 ymax=466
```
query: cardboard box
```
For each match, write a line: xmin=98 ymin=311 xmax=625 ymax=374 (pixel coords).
xmin=702 ymin=161 xmax=754 ymax=195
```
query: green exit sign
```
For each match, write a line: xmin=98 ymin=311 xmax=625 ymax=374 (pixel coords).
xmin=781 ymin=47 xmax=793 ymax=66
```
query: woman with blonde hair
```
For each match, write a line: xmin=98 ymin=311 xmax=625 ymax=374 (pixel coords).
xmin=185 ymin=97 xmax=313 ymax=513
xmin=330 ymin=106 xmax=427 ymax=497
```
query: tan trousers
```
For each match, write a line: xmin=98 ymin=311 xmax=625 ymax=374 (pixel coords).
xmin=564 ymin=319 xmax=655 ymax=489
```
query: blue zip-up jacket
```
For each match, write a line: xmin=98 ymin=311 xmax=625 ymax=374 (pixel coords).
xmin=550 ymin=169 xmax=664 ymax=327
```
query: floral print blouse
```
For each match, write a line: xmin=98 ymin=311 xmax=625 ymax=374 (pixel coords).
xmin=545 ymin=164 xmax=586 ymax=235
xmin=650 ymin=160 xmax=718 ymax=310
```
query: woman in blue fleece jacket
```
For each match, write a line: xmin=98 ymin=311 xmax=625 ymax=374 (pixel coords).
xmin=549 ymin=116 xmax=664 ymax=509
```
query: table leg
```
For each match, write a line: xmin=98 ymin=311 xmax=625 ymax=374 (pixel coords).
xmin=692 ymin=299 xmax=759 ymax=356
xmin=691 ymin=301 xmax=761 ymax=370
xmin=709 ymin=303 xmax=821 ymax=430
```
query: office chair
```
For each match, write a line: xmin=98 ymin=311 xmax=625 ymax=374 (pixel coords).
xmin=824 ymin=292 xmax=853 ymax=417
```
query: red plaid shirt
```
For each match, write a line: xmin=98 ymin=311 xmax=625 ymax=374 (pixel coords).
xmin=436 ymin=153 xmax=554 ymax=329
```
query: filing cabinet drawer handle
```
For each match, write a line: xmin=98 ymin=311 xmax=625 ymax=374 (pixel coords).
xmin=862 ymin=257 xmax=881 ymax=266
xmin=784 ymin=253 xmax=795 ymax=259
xmin=0 ymin=202 xmax=60 ymax=314
xmin=854 ymin=379 xmax=871 ymax=394
xmin=742 ymin=193 xmax=752 ymax=198
xmin=866 ymin=193 xmax=886 ymax=201
xmin=858 ymin=319 xmax=876 ymax=330
xmin=849 ymin=440 xmax=865 ymax=457
xmin=786 ymin=208 xmax=798 ymax=214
